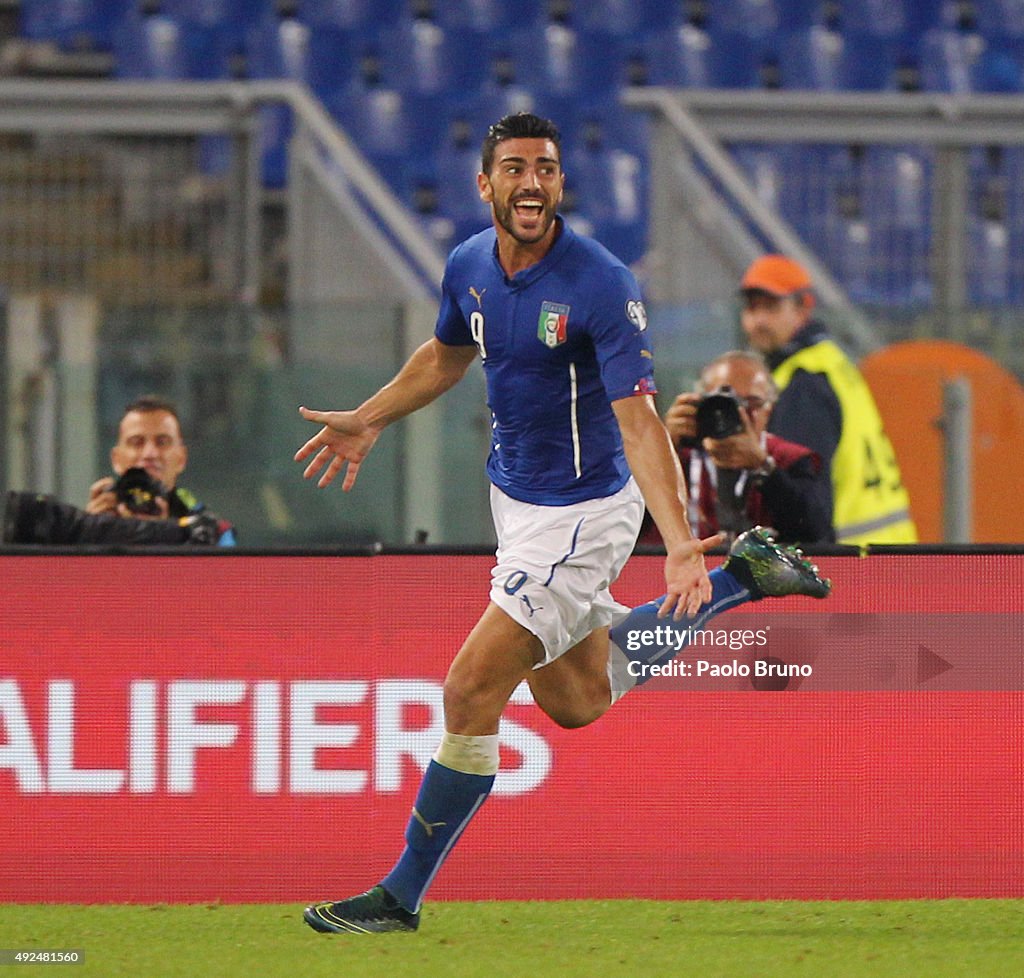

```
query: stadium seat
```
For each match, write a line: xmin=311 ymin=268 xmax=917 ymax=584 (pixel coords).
xmin=304 ymin=0 xmax=401 ymax=30
xmin=375 ymin=20 xmax=487 ymax=98
xmin=974 ymin=0 xmax=1024 ymax=38
xmin=113 ymin=5 xmax=227 ymax=80
xmin=502 ymin=23 xmax=590 ymax=98
xmin=645 ymin=21 xmax=761 ymax=87
xmin=729 ymin=143 xmax=798 ymax=216
xmin=564 ymin=111 xmax=649 ymax=265
xmin=643 ymin=22 xmax=716 ymax=87
xmin=246 ymin=10 xmax=354 ymax=96
xmin=327 ymin=64 xmax=415 ymax=178
xmin=919 ymin=27 xmax=989 ymax=92
xmin=832 ymin=0 xmax=909 ymax=40
xmin=704 ymin=0 xmax=782 ymax=39
xmin=860 ymin=146 xmax=934 ymax=303
xmin=425 ymin=112 xmax=491 ymax=242
xmin=777 ymin=25 xmax=845 ymax=90
xmin=774 ymin=25 xmax=907 ymax=91
xmin=425 ymin=0 xmax=543 ymax=31
xmin=968 ymin=145 xmax=1019 ymax=303
xmin=570 ymin=0 xmax=649 ymax=39
xmin=20 ymin=0 xmax=128 ymax=50
xmin=163 ymin=0 xmax=253 ymax=31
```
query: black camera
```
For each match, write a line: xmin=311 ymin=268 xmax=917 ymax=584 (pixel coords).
xmin=695 ymin=387 xmax=745 ymax=441
xmin=113 ymin=467 xmax=167 ymax=515
xmin=3 ymin=490 xmax=223 ymax=546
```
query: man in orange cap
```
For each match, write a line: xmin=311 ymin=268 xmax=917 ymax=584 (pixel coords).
xmin=739 ymin=254 xmax=917 ymax=545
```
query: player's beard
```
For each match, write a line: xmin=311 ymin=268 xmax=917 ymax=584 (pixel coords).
xmin=492 ymin=193 xmax=558 ymax=245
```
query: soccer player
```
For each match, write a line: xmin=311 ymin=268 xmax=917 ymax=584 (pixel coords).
xmin=295 ymin=113 xmax=829 ymax=934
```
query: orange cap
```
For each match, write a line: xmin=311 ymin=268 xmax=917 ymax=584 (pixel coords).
xmin=740 ymin=255 xmax=814 ymax=299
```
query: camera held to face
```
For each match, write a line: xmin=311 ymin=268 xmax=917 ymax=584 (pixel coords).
xmin=695 ymin=387 xmax=745 ymax=441
xmin=112 ymin=467 xmax=167 ymax=515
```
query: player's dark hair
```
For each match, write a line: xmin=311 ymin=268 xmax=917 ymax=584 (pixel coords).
xmin=481 ymin=112 xmax=561 ymax=174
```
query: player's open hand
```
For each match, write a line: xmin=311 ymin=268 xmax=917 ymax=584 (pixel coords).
xmin=294 ymin=406 xmax=380 ymax=491
xmin=659 ymin=533 xmax=725 ymax=620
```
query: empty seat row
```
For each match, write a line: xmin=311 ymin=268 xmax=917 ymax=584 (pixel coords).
xmin=26 ymin=1 xmax=1024 ymax=49
xmin=733 ymin=142 xmax=1024 ymax=305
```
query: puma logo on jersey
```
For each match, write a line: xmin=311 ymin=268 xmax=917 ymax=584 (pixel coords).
xmin=469 ymin=286 xmax=487 ymax=309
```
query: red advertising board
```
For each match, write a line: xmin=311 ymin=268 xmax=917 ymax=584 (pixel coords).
xmin=1 ymin=553 xmax=1021 ymax=902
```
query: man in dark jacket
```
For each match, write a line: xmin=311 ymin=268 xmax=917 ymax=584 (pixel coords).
xmin=739 ymin=254 xmax=916 ymax=545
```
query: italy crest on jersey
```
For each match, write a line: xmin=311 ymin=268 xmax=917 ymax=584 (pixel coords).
xmin=537 ymin=301 xmax=570 ymax=348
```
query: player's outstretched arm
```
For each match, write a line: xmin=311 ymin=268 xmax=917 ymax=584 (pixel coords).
xmin=612 ymin=394 xmax=723 ymax=619
xmin=295 ymin=338 xmax=477 ymax=491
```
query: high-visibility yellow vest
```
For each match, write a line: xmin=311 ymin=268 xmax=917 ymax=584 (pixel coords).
xmin=772 ymin=340 xmax=918 ymax=545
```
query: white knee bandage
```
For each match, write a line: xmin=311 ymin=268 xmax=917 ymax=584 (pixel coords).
xmin=433 ymin=732 xmax=500 ymax=776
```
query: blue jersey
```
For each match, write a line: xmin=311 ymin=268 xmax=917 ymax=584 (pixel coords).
xmin=435 ymin=219 xmax=656 ymax=506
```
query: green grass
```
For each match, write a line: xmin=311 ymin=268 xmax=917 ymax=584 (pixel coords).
xmin=1 ymin=900 xmax=1021 ymax=978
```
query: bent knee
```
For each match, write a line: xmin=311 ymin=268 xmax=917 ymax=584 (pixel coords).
xmin=542 ymin=698 xmax=608 ymax=730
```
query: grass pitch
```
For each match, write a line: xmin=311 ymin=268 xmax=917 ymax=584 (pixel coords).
xmin=0 ymin=899 xmax=1020 ymax=978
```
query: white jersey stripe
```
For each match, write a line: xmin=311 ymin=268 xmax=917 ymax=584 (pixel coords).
xmin=569 ymin=362 xmax=581 ymax=478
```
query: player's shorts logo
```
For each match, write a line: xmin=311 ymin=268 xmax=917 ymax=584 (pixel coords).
xmin=537 ymin=301 xmax=570 ymax=348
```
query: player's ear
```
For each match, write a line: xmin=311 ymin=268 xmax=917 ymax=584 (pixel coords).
xmin=477 ymin=171 xmax=492 ymax=203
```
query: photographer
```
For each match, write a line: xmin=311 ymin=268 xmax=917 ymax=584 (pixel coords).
xmin=643 ymin=351 xmax=833 ymax=546
xmin=3 ymin=395 xmax=235 ymax=547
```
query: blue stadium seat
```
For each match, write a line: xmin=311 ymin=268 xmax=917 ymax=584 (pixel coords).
xmin=862 ymin=145 xmax=934 ymax=304
xmin=327 ymin=69 xmax=415 ymax=177
xmin=832 ymin=0 xmax=909 ymax=40
xmin=918 ymin=26 xmax=1024 ymax=92
xmin=430 ymin=114 xmax=492 ymax=240
xmin=246 ymin=7 xmax=358 ymax=185
xmin=163 ymin=0 xmax=254 ymax=31
xmin=778 ymin=27 xmax=905 ymax=91
xmin=729 ymin=143 xmax=798 ymax=216
xmin=113 ymin=7 xmax=231 ymax=79
xmin=643 ymin=22 xmax=716 ymax=87
xmin=705 ymin=0 xmax=782 ymax=38
xmin=778 ymin=25 xmax=845 ymax=90
xmin=304 ymin=0 xmax=402 ymax=29
xmin=246 ymin=13 xmax=353 ymax=96
xmin=967 ymin=144 xmax=1022 ymax=303
xmin=919 ymin=27 xmax=987 ymax=92
xmin=974 ymin=0 xmax=1024 ymax=39
xmin=501 ymin=23 xmax=598 ymax=98
xmin=21 ymin=0 xmax=129 ymax=50
xmin=564 ymin=110 xmax=649 ymax=265
xmin=375 ymin=20 xmax=487 ymax=98
xmin=426 ymin=0 xmax=543 ymax=31
xmin=645 ymin=22 xmax=761 ymax=87
xmin=570 ymin=0 xmax=649 ymax=39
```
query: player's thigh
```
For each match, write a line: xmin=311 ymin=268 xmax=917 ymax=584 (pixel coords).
xmin=444 ymin=601 xmax=542 ymax=735
xmin=527 ymin=626 xmax=612 ymax=728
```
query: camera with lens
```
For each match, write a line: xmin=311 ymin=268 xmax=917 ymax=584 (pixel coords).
xmin=112 ymin=467 xmax=167 ymax=515
xmin=694 ymin=387 xmax=745 ymax=441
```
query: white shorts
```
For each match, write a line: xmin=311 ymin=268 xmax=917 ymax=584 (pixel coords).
xmin=488 ymin=478 xmax=645 ymax=666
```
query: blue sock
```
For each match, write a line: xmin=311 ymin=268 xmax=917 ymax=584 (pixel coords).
xmin=609 ymin=566 xmax=751 ymax=688
xmin=382 ymin=759 xmax=494 ymax=913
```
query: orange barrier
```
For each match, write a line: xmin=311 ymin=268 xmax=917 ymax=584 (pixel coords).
xmin=862 ymin=339 xmax=1024 ymax=542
